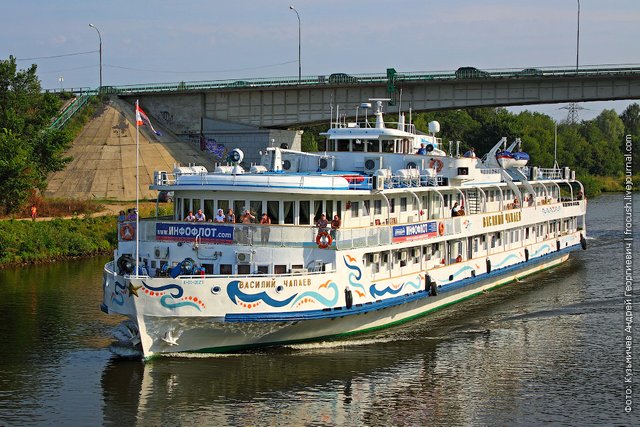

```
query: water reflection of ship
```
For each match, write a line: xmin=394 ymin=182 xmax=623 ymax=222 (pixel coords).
xmin=100 ymin=338 xmax=438 ymax=425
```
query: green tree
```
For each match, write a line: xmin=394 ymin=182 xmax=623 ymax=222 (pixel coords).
xmin=0 ymin=56 xmax=70 ymax=212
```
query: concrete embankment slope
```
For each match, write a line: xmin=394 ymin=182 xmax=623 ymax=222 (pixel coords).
xmin=45 ymin=98 xmax=217 ymax=200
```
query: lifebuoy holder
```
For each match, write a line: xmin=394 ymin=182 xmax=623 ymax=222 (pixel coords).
xmin=429 ymin=158 xmax=444 ymax=173
xmin=316 ymin=230 xmax=332 ymax=249
xmin=120 ymin=223 xmax=135 ymax=241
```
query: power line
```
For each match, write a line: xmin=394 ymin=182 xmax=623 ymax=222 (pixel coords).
xmin=16 ymin=50 xmax=99 ymax=61
xmin=103 ymin=60 xmax=297 ymax=75
xmin=37 ymin=65 xmax=97 ymax=74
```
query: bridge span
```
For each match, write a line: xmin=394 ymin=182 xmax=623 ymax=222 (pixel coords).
xmin=105 ymin=64 xmax=640 ymax=130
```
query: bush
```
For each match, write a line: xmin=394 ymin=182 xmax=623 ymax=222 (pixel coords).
xmin=0 ymin=216 xmax=117 ymax=266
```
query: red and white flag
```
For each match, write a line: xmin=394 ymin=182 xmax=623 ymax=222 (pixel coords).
xmin=135 ymin=104 xmax=161 ymax=135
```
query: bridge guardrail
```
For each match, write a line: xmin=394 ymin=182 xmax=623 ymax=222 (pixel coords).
xmin=77 ymin=63 xmax=640 ymax=95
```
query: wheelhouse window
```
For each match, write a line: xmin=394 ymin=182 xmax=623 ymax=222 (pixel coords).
xmin=382 ymin=140 xmax=394 ymax=153
xmin=400 ymin=197 xmax=407 ymax=212
xmin=337 ymin=139 xmax=350 ymax=151
xmin=374 ymin=200 xmax=382 ymax=215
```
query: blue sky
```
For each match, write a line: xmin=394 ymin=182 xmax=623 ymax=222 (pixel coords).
xmin=2 ymin=0 xmax=638 ymax=120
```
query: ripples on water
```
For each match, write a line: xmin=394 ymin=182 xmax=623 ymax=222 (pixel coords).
xmin=0 ymin=194 xmax=637 ymax=426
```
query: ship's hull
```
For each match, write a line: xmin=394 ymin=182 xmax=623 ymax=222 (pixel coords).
xmin=103 ymin=241 xmax=580 ymax=359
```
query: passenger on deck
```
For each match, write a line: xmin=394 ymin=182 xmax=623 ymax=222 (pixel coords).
xmin=316 ymin=213 xmax=329 ymax=229
xmin=260 ymin=213 xmax=271 ymax=244
xmin=185 ymin=211 xmax=196 ymax=222
xmin=195 ymin=209 xmax=206 ymax=222
xmin=463 ymin=147 xmax=476 ymax=158
xmin=330 ymin=214 xmax=341 ymax=238
xmin=127 ymin=209 xmax=137 ymax=221
xmin=417 ymin=143 xmax=427 ymax=155
xmin=451 ymin=202 xmax=460 ymax=217
xmin=225 ymin=208 xmax=236 ymax=223
xmin=214 ymin=209 xmax=225 ymax=223
xmin=241 ymin=210 xmax=255 ymax=224
xmin=117 ymin=210 xmax=126 ymax=222
xmin=513 ymin=198 xmax=520 ymax=209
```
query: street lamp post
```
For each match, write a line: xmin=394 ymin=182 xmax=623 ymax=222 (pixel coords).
xmin=576 ymin=0 xmax=580 ymax=73
xmin=89 ymin=24 xmax=102 ymax=90
xmin=289 ymin=5 xmax=301 ymax=83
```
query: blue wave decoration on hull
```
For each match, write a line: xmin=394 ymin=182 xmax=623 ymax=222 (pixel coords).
xmin=343 ymin=256 xmax=366 ymax=294
xmin=142 ymin=280 xmax=201 ymax=311
xmin=111 ymin=281 xmax=126 ymax=306
xmin=493 ymin=254 xmax=521 ymax=268
xmin=370 ymin=275 xmax=424 ymax=297
xmin=292 ymin=282 xmax=339 ymax=307
xmin=531 ymin=244 xmax=551 ymax=257
xmin=227 ymin=280 xmax=297 ymax=307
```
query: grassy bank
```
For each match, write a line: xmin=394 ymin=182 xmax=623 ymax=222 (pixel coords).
xmin=0 ymin=215 xmax=117 ymax=267
xmin=578 ymin=174 xmax=640 ymax=198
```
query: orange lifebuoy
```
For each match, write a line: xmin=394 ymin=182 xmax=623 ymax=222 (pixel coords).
xmin=120 ymin=223 xmax=135 ymax=241
xmin=438 ymin=222 xmax=445 ymax=236
xmin=429 ymin=158 xmax=444 ymax=173
xmin=316 ymin=230 xmax=332 ymax=249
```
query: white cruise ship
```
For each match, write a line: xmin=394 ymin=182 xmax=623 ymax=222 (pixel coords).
xmin=102 ymin=100 xmax=587 ymax=359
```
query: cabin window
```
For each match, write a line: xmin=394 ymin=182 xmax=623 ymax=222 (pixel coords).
xmin=525 ymin=227 xmax=530 ymax=239
xmin=363 ymin=200 xmax=370 ymax=217
xmin=220 ymin=264 xmax=232 ymax=275
xmin=268 ymin=201 xmax=280 ymax=224
xmin=234 ymin=200 xmax=245 ymax=222
xmin=314 ymin=200 xmax=323 ymax=223
xmin=274 ymin=265 xmax=287 ymax=274
xmin=374 ymin=200 xmax=382 ymax=215
xmin=238 ymin=265 xmax=250 ymax=275
xmin=204 ymin=200 xmax=214 ymax=221
xmin=352 ymin=139 xmax=365 ymax=152
xmin=325 ymin=200 xmax=333 ymax=219
xmin=390 ymin=198 xmax=396 ymax=214
xmin=183 ymin=198 xmax=191 ymax=218
xmin=217 ymin=200 xmax=230 ymax=216
xmin=299 ymin=200 xmax=311 ymax=224
xmin=350 ymin=201 xmax=360 ymax=218
xmin=400 ymin=197 xmax=407 ymax=212
xmin=256 ymin=265 xmax=269 ymax=274
xmin=283 ymin=201 xmax=294 ymax=224
xmin=193 ymin=199 xmax=201 ymax=213
xmin=382 ymin=140 xmax=394 ymax=153
xmin=202 ymin=263 xmax=214 ymax=274
xmin=250 ymin=201 xmax=262 ymax=218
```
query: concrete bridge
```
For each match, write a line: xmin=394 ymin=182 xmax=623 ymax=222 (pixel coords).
xmin=106 ymin=64 xmax=640 ymax=128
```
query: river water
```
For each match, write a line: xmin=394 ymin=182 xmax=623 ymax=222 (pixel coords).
xmin=0 ymin=194 xmax=637 ymax=426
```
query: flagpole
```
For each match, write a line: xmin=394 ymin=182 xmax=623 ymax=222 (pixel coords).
xmin=135 ymin=99 xmax=140 ymax=278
